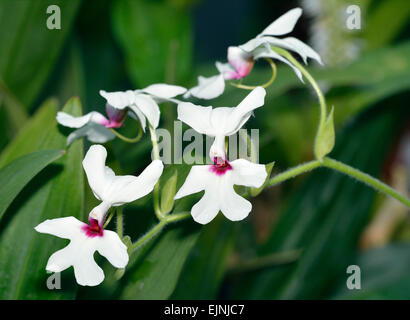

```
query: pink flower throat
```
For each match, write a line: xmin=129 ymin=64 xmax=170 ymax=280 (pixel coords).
xmin=82 ymin=218 xmax=104 ymax=237
xmin=210 ymin=157 xmax=232 ymax=176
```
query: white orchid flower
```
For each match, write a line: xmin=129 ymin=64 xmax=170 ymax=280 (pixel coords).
xmin=35 ymin=145 xmax=164 ymax=286
xmin=185 ymin=7 xmax=322 ymax=100
xmin=174 ymin=159 xmax=267 ymax=224
xmin=100 ymin=83 xmax=186 ymax=130
xmin=35 ymin=216 xmax=128 ymax=286
xmin=57 ymin=84 xmax=186 ymax=145
xmin=178 ymin=87 xmax=266 ymax=162
xmin=238 ymin=7 xmax=322 ymax=80
xmin=57 ymin=104 xmax=125 ymax=145
xmin=83 ymin=144 xmax=164 ymax=224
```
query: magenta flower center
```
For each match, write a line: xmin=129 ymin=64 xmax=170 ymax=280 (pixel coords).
xmin=82 ymin=218 xmax=104 ymax=238
xmin=210 ymin=157 xmax=232 ymax=176
xmin=104 ymin=104 xmax=127 ymax=128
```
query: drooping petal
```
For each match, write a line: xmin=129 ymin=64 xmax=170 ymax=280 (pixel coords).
xmin=99 ymin=90 xmax=135 ymax=110
xmin=96 ymin=230 xmax=129 ymax=268
xmin=220 ymin=183 xmax=252 ymax=221
xmin=72 ymin=246 xmax=105 ymax=286
xmin=141 ymin=84 xmax=187 ymax=99
xmin=82 ymin=144 xmax=110 ymax=201
xmin=239 ymin=37 xmax=268 ymax=53
xmin=230 ymin=159 xmax=267 ymax=188
xmin=259 ymin=7 xmax=302 ymax=36
xmin=223 ymin=86 xmax=266 ymax=135
xmin=190 ymin=187 xmax=220 ymax=224
xmin=184 ymin=74 xmax=225 ymax=100
xmin=174 ymin=165 xmax=211 ymax=200
xmin=82 ymin=145 xmax=163 ymax=205
xmin=104 ymin=160 xmax=164 ymax=205
xmin=133 ymin=94 xmax=161 ymax=129
xmin=177 ymin=102 xmax=213 ymax=135
xmin=57 ymin=111 xmax=109 ymax=128
xmin=34 ymin=216 xmax=84 ymax=240
xmin=67 ymin=123 xmax=115 ymax=145
xmin=46 ymin=242 xmax=77 ymax=273
xmin=262 ymin=36 xmax=323 ymax=65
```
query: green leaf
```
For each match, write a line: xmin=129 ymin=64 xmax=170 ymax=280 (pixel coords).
xmin=119 ymin=221 xmax=200 ymax=299
xmin=0 ymin=149 xmax=65 ymax=221
xmin=0 ymin=98 xmax=60 ymax=166
xmin=314 ymin=107 xmax=335 ymax=160
xmin=0 ymin=0 xmax=81 ymax=109
xmin=331 ymin=244 xmax=410 ymax=299
xmin=160 ymin=169 xmax=178 ymax=215
xmin=111 ymin=0 xmax=192 ymax=86
xmin=171 ymin=215 xmax=237 ymax=299
xmin=0 ymin=97 xmax=84 ymax=299
xmin=364 ymin=0 xmax=410 ymax=51
xmin=249 ymin=161 xmax=275 ymax=197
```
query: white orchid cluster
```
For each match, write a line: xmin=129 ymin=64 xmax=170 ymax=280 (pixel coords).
xmin=35 ymin=8 xmax=322 ymax=287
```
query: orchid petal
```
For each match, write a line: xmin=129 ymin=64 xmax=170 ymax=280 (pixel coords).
xmin=224 ymin=86 xmax=266 ymax=135
xmin=57 ymin=111 xmax=108 ymax=128
xmin=262 ymin=36 xmax=323 ymax=65
xmin=259 ymin=7 xmax=302 ymax=36
xmin=141 ymin=83 xmax=187 ymax=99
xmin=104 ymin=159 xmax=163 ymax=205
xmin=177 ymin=102 xmax=213 ymax=135
xmin=82 ymin=144 xmax=110 ymax=201
xmin=220 ymin=183 xmax=252 ymax=221
xmin=133 ymin=94 xmax=161 ymax=129
xmin=174 ymin=165 xmax=210 ymax=200
xmin=82 ymin=145 xmax=163 ymax=205
xmin=230 ymin=159 xmax=267 ymax=187
xmin=191 ymin=187 xmax=220 ymax=224
xmin=46 ymin=243 xmax=77 ymax=273
xmin=96 ymin=230 xmax=129 ymax=268
xmin=185 ymin=74 xmax=225 ymax=100
xmin=73 ymin=246 xmax=105 ymax=286
xmin=99 ymin=90 xmax=135 ymax=110
xmin=34 ymin=216 xmax=83 ymax=240
xmin=67 ymin=123 xmax=115 ymax=146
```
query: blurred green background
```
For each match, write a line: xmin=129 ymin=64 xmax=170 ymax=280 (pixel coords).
xmin=0 ymin=0 xmax=410 ymax=299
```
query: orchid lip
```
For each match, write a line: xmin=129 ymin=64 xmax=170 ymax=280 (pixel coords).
xmin=82 ymin=218 xmax=104 ymax=238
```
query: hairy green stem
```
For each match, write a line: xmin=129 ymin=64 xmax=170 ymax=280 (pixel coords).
xmin=266 ymin=159 xmax=321 ymax=187
xmin=266 ymin=157 xmax=410 ymax=208
xmin=227 ymin=249 xmax=302 ymax=275
xmin=322 ymin=157 xmax=410 ymax=207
